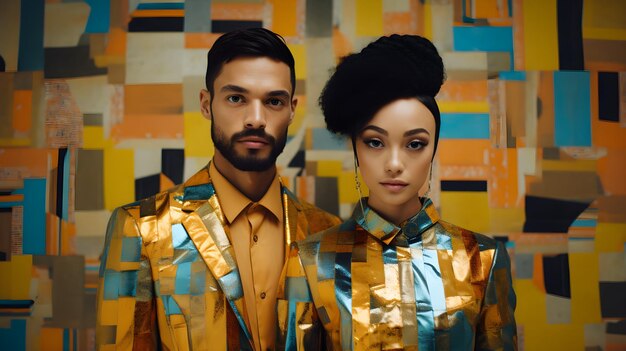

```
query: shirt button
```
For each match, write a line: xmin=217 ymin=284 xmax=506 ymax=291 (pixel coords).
xmin=253 ymin=234 xmax=258 ymax=243
xmin=260 ymin=292 xmax=266 ymax=299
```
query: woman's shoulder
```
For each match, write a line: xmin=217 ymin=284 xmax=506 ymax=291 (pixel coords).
xmin=436 ymin=220 xmax=501 ymax=250
xmin=296 ymin=218 xmax=359 ymax=254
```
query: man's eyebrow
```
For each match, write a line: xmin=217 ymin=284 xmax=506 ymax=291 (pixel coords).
xmin=267 ymin=90 xmax=291 ymax=98
xmin=362 ymin=125 xmax=387 ymax=135
xmin=220 ymin=85 xmax=248 ymax=93
xmin=404 ymin=128 xmax=430 ymax=137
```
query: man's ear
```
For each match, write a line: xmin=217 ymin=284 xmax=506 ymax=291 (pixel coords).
xmin=200 ymin=89 xmax=212 ymax=120
xmin=289 ymin=97 xmax=298 ymax=124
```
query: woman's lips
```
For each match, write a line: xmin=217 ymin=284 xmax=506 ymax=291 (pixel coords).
xmin=380 ymin=180 xmax=408 ymax=192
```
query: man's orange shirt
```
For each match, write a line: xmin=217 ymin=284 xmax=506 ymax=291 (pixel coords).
xmin=209 ymin=162 xmax=283 ymax=351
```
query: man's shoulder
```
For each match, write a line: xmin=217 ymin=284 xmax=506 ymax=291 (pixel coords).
xmin=117 ymin=183 xmax=185 ymax=219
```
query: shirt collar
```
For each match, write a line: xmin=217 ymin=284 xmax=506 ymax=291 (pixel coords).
xmin=353 ymin=197 xmax=440 ymax=245
xmin=209 ymin=161 xmax=283 ymax=224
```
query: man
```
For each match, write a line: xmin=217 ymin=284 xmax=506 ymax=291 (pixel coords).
xmin=96 ymin=28 xmax=340 ymax=351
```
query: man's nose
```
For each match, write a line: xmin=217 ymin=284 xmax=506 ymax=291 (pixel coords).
xmin=244 ymin=100 xmax=266 ymax=129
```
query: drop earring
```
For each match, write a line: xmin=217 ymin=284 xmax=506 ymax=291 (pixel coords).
xmin=423 ymin=165 xmax=433 ymax=199
xmin=353 ymin=155 xmax=366 ymax=217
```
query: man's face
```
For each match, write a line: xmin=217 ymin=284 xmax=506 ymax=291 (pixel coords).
xmin=200 ymin=57 xmax=297 ymax=172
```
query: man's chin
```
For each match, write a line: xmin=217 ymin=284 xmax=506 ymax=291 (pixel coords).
xmin=228 ymin=155 xmax=276 ymax=172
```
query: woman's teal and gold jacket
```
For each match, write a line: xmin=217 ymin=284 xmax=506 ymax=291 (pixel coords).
xmin=280 ymin=198 xmax=517 ymax=350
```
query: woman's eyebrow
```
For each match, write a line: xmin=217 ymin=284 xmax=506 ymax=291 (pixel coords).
xmin=404 ymin=128 xmax=430 ymax=137
xmin=361 ymin=125 xmax=387 ymax=135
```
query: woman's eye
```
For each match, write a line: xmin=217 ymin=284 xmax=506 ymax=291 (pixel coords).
xmin=227 ymin=95 xmax=243 ymax=103
xmin=365 ymin=139 xmax=383 ymax=148
xmin=408 ymin=140 xmax=425 ymax=150
xmin=267 ymin=98 xmax=284 ymax=106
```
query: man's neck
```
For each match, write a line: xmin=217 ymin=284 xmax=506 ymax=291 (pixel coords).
xmin=212 ymin=152 xmax=277 ymax=202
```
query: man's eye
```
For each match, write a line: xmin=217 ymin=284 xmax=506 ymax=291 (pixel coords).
xmin=365 ymin=139 xmax=383 ymax=148
xmin=227 ymin=96 xmax=243 ymax=103
xmin=407 ymin=140 xmax=425 ymax=150
xmin=267 ymin=98 xmax=284 ymax=106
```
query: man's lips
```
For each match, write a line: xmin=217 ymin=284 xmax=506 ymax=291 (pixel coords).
xmin=237 ymin=136 xmax=269 ymax=149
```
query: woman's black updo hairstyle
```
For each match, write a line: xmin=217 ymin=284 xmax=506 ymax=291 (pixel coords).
xmin=319 ymin=34 xmax=445 ymax=156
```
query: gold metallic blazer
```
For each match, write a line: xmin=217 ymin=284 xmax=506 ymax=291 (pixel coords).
xmin=282 ymin=198 xmax=517 ymax=350
xmin=96 ymin=167 xmax=340 ymax=350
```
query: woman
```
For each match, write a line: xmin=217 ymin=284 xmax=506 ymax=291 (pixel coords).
xmin=279 ymin=34 xmax=517 ymax=350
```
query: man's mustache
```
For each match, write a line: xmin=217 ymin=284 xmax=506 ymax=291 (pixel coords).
xmin=232 ymin=129 xmax=275 ymax=144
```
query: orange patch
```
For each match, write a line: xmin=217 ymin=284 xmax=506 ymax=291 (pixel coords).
xmin=130 ymin=9 xmax=184 ymax=17
xmin=160 ymin=173 xmax=176 ymax=191
xmin=105 ymin=27 xmax=126 ymax=56
xmin=488 ymin=148 xmax=520 ymax=208
xmin=212 ymin=2 xmax=265 ymax=21
xmin=40 ymin=328 xmax=64 ymax=350
xmin=47 ymin=213 xmax=60 ymax=255
xmin=185 ymin=33 xmax=221 ymax=49
xmin=383 ymin=12 xmax=413 ymax=35
xmin=437 ymin=139 xmax=491 ymax=166
xmin=438 ymin=80 xmax=489 ymax=103
xmin=111 ymin=114 xmax=184 ymax=140
xmin=12 ymin=90 xmax=32 ymax=132
xmin=532 ymin=253 xmax=545 ymax=293
xmin=125 ymin=84 xmax=183 ymax=116
xmin=0 ymin=149 xmax=57 ymax=178
xmin=512 ymin=0 xmax=525 ymax=70
xmin=267 ymin=0 xmax=297 ymax=37
xmin=332 ymin=28 xmax=353 ymax=63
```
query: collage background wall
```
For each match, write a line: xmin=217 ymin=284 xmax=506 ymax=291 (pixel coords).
xmin=0 ymin=0 xmax=625 ymax=349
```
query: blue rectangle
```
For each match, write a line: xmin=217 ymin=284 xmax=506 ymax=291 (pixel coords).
xmin=175 ymin=262 xmax=191 ymax=295
xmin=312 ymin=128 xmax=348 ymax=150
xmin=285 ymin=277 xmax=313 ymax=301
xmin=571 ymin=219 xmax=597 ymax=228
xmin=18 ymin=0 xmax=44 ymax=70
xmin=0 ymin=319 xmax=26 ymax=351
xmin=453 ymin=26 xmax=513 ymax=52
xmin=119 ymin=270 xmax=138 ymax=297
xmin=63 ymin=328 xmax=69 ymax=351
xmin=103 ymin=270 xmax=120 ymax=300
xmin=137 ymin=2 xmax=184 ymax=9
xmin=172 ymin=223 xmax=195 ymax=251
xmin=23 ymin=178 xmax=46 ymax=255
xmin=162 ymin=295 xmax=182 ymax=315
xmin=85 ymin=0 xmax=110 ymax=33
xmin=0 ymin=201 xmax=23 ymax=208
xmin=499 ymin=71 xmax=526 ymax=81
xmin=440 ymin=113 xmax=490 ymax=139
xmin=0 ymin=300 xmax=34 ymax=308
xmin=62 ymin=149 xmax=70 ymax=221
xmin=121 ymin=236 xmax=142 ymax=262
xmin=554 ymin=71 xmax=591 ymax=147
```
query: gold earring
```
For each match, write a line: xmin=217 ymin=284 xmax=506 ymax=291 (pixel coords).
xmin=353 ymin=156 xmax=366 ymax=216
xmin=423 ymin=165 xmax=433 ymax=198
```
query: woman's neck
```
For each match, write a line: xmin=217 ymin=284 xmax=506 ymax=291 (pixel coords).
xmin=365 ymin=196 xmax=423 ymax=226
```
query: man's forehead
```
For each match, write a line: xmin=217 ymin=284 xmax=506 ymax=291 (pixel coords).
xmin=214 ymin=57 xmax=293 ymax=93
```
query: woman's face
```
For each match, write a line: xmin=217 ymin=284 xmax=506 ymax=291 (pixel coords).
xmin=355 ymin=98 xmax=436 ymax=223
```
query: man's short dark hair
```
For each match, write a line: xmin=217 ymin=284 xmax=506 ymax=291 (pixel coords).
xmin=205 ymin=28 xmax=296 ymax=96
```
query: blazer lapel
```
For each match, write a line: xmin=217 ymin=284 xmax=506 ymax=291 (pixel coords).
xmin=180 ymin=173 xmax=254 ymax=349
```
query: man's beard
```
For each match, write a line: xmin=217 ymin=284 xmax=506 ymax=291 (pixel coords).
xmin=211 ymin=123 xmax=287 ymax=172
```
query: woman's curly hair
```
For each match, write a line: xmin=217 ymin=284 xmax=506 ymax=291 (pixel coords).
xmin=319 ymin=34 xmax=445 ymax=154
